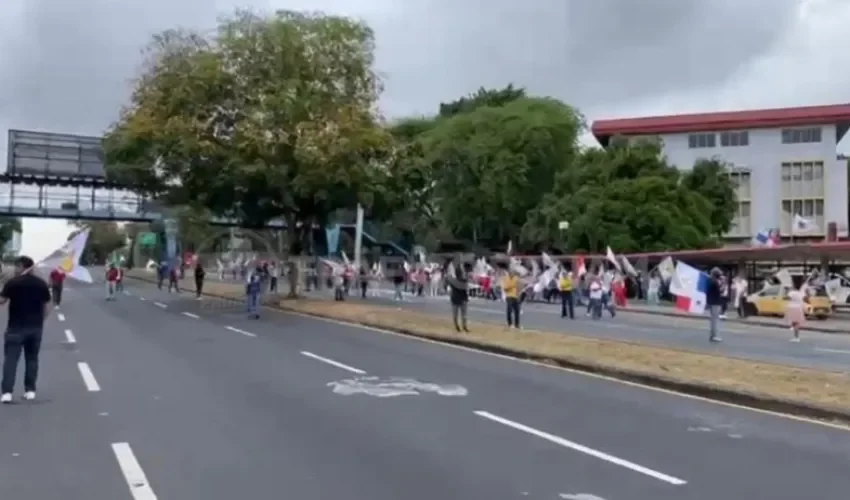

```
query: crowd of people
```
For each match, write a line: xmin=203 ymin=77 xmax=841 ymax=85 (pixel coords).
xmin=320 ymin=255 xmax=820 ymax=344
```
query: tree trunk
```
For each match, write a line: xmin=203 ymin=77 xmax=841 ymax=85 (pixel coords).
xmin=284 ymin=221 xmax=299 ymax=298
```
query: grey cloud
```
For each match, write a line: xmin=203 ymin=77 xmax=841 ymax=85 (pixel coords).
xmin=0 ymin=0 xmax=842 ymax=145
xmin=373 ymin=0 xmax=801 ymax=116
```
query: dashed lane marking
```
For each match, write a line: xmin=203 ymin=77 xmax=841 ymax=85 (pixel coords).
xmin=474 ymin=410 xmax=686 ymax=485
xmin=112 ymin=442 xmax=158 ymax=500
xmin=224 ymin=325 xmax=257 ymax=338
xmin=301 ymin=351 xmax=366 ymax=374
xmin=77 ymin=362 xmax=101 ymax=392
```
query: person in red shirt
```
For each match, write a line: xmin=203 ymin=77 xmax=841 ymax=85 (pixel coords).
xmin=48 ymin=267 xmax=66 ymax=308
xmin=105 ymin=264 xmax=119 ymax=301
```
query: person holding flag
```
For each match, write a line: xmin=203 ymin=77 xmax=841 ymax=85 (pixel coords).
xmin=48 ymin=266 xmax=66 ymax=308
xmin=670 ymin=262 xmax=724 ymax=342
xmin=105 ymin=264 xmax=120 ymax=301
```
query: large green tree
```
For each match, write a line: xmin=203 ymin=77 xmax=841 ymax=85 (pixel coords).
xmin=438 ymin=84 xmax=526 ymax=118
xmin=680 ymin=158 xmax=738 ymax=237
xmin=104 ymin=9 xmax=393 ymax=294
xmin=68 ymin=221 xmax=127 ymax=265
xmin=419 ymin=97 xmax=584 ymax=248
xmin=0 ymin=217 xmax=22 ymax=257
xmin=523 ymin=139 xmax=725 ymax=252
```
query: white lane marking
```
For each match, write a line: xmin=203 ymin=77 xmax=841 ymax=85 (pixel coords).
xmin=814 ymin=347 xmax=850 ymax=355
xmin=263 ymin=308 xmax=850 ymax=431
xmin=57 ymin=313 xmax=66 ymax=322
xmin=111 ymin=442 xmax=158 ymax=500
xmin=474 ymin=410 xmax=686 ymax=485
xmin=301 ymin=351 xmax=366 ymax=374
xmin=64 ymin=329 xmax=76 ymax=344
xmin=225 ymin=325 xmax=257 ymax=338
xmin=140 ymin=297 xmax=147 ymax=301
xmin=182 ymin=312 xmax=200 ymax=319
xmin=153 ymin=302 xmax=167 ymax=309
xmin=77 ymin=362 xmax=101 ymax=392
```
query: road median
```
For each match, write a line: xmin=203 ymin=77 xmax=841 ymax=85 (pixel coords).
xmin=126 ymin=271 xmax=850 ymax=424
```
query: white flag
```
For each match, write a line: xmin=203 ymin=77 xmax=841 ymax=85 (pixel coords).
xmin=792 ymin=214 xmax=817 ymax=234
xmin=657 ymin=256 xmax=676 ymax=281
xmin=605 ymin=246 xmax=622 ymax=272
xmin=37 ymin=228 xmax=93 ymax=283
xmin=621 ymin=255 xmax=638 ymax=276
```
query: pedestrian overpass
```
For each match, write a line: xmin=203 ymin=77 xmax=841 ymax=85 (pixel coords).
xmin=1 ymin=129 xmax=409 ymax=258
xmin=0 ymin=129 xmax=286 ymax=227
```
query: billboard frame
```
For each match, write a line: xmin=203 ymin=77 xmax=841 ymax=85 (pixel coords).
xmin=6 ymin=129 xmax=107 ymax=180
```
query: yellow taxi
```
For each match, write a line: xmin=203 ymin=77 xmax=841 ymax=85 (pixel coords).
xmin=743 ymin=285 xmax=832 ymax=320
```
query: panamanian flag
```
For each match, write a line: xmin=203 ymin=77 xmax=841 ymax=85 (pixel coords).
xmin=669 ymin=261 xmax=710 ymax=314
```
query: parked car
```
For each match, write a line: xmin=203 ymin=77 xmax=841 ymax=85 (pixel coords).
xmin=742 ymin=284 xmax=831 ymax=320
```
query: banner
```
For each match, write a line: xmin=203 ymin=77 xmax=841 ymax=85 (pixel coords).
xmin=326 ymin=224 xmax=340 ymax=255
xmin=37 ymin=228 xmax=93 ymax=283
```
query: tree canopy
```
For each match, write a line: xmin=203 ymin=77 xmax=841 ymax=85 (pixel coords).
xmin=104 ymin=7 xmax=738 ymax=259
xmin=104 ymin=9 xmax=393 ymax=252
xmin=69 ymin=221 xmax=127 ymax=265
xmin=0 ymin=217 xmax=22 ymax=257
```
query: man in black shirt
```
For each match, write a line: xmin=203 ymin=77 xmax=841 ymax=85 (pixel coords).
xmin=0 ymin=256 xmax=52 ymax=403
xmin=446 ymin=262 xmax=470 ymax=333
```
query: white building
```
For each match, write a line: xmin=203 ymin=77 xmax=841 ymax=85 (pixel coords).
xmin=591 ymin=103 xmax=850 ymax=242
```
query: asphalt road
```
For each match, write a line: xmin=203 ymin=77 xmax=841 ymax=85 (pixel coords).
xmin=332 ymin=286 xmax=850 ymax=372
xmin=0 ymin=278 xmax=849 ymax=499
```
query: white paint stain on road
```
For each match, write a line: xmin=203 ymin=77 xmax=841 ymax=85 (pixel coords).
xmin=560 ymin=494 xmax=607 ymax=500
xmin=328 ymin=376 xmax=468 ymax=397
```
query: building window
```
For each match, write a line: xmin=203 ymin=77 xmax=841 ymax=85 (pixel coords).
xmin=688 ymin=133 xmax=716 ymax=149
xmin=780 ymin=161 xmax=825 ymax=233
xmin=727 ymin=171 xmax=751 ymax=236
xmin=781 ymin=127 xmax=822 ymax=144
xmin=720 ymin=131 xmax=749 ymax=147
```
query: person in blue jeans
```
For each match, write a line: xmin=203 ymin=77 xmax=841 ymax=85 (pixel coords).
xmin=246 ymin=272 xmax=261 ymax=319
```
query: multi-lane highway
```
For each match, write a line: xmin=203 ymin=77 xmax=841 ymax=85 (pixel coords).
xmin=345 ymin=287 xmax=850 ymax=372
xmin=0 ymin=277 xmax=849 ymax=499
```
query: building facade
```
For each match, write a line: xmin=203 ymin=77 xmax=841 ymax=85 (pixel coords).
xmin=591 ymin=104 xmax=850 ymax=242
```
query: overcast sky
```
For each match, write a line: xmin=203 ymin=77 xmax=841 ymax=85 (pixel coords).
xmin=1 ymin=0 xmax=848 ymax=259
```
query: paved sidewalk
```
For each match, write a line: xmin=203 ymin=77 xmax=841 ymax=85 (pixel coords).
xmin=623 ymin=302 xmax=850 ymax=334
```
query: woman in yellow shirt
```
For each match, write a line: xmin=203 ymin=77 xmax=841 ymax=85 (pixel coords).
xmin=559 ymin=271 xmax=574 ymax=319
xmin=503 ymin=270 xmax=521 ymax=328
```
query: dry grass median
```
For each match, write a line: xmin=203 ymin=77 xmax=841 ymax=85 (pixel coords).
xmin=126 ymin=270 xmax=850 ymax=421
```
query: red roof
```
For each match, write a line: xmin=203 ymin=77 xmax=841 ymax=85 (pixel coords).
xmin=592 ymin=103 xmax=850 ymax=145
xmin=504 ymin=241 xmax=850 ymax=264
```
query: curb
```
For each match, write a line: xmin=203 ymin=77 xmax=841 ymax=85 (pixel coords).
xmin=127 ymin=273 xmax=850 ymax=425
xmin=622 ymin=307 xmax=848 ymax=335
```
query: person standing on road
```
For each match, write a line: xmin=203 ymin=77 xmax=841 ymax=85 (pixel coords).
xmin=115 ymin=266 xmax=124 ymax=294
xmin=785 ymin=287 xmax=805 ymax=342
xmin=446 ymin=263 xmax=470 ymax=333
xmin=246 ymin=269 xmax=262 ymax=318
xmin=359 ymin=266 xmax=369 ymax=299
xmin=105 ymin=264 xmax=119 ymax=301
xmin=48 ymin=266 xmax=66 ymax=309
xmin=706 ymin=268 xmax=723 ymax=343
xmin=194 ymin=262 xmax=206 ymax=299
xmin=0 ymin=256 xmax=52 ymax=403
xmin=558 ymin=271 xmax=574 ymax=319
xmin=503 ymin=269 xmax=521 ymax=329
xmin=168 ymin=263 xmax=180 ymax=293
